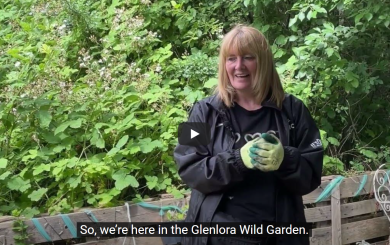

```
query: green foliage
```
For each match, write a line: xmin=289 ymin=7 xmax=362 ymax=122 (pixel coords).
xmin=1 ymin=0 xmax=389 ymax=218
xmin=13 ymin=219 xmax=30 ymax=245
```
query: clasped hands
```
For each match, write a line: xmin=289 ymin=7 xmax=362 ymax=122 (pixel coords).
xmin=240 ymin=133 xmax=284 ymax=172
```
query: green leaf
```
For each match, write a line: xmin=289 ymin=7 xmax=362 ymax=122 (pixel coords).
xmin=55 ymin=122 xmax=70 ymax=135
xmin=289 ymin=35 xmax=298 ymax=42
xmin=129 ymin=145 xmax=141 ymax=154
xmin=37 ymin=110 xmax=52 ymax=128
xmin=113 ymin=170 xmax=139 ymax=190
xmin=289 ymin=15 xmax=298 ymax=27
xmin=68 ymin=176 xmax=82 ymax=189
xmin=96 ymin=138 xmax=105 ymax=149
xmin=107 ymin=147 xmax=120 ymax=156
xmin=325 ymin=48 xmax=334 ymax=57
xmin=298 ymin=12 xmax=305 ymax=21
xmin=21 ymin=207 xmax=40 ymax=219
xmin=243 ymin=0 xmax=250 ymax=7
xmin=323 ymin=22 xmax=334 ymax=30
xmin=362 ymin=149 xmax=377 ymax=159
xmin=365 ymin=13 xmax=373 ymax=21
xmin=7 ymin=177 xmax=30 ymax=191
xmin=0 ymin=171 xmax=11 ymax=180
xmin=275 ymin=35 xmax=287 ymax=45
xmin=307 ymin=10 xmax=313 ymax=20
xmin=28 ymin=188 xmax=48 ymax=201
xmin=115 ymin=175 xmax=139 ymax=190
xmin=0 ymin=158 xmax=7 ymax=169
xmin=139 ymin=138 xmax=163 ymax=153
xmin=69 ymin=118 xmax=83 ymax=129
xmin=116 ymin=135 xmax=129 ymax=149
xmin=355 ymin=12 xmax=365 ymax=23
xmin=91 ymin=129 xmax=105 ymax=149
xmin=33 ymin=164 xmax=50 ymax=176
xmin=204 ymin=78 xmax=218 ymax=89
xmin=327 ymin=137 xmax=340 ymax=146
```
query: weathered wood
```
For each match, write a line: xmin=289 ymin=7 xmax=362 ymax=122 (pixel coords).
xmin=331 ymin=184 xmax=342 ymax=245
xmin=341 ymin=197 xmax=384 ymax=218
xmin=342 ymin=216 xmax=390 ymax=244
xmin=303 ymin=172 xmax=386 ymax=204
xmin=340 ymin=172 xmax=385 ymax=198
xmin=371 ymin=241 xmax=389 ymax=245
xmin=304 ymin=205 xmax=331 ymax=223
xmin=310 ymin=227 xmax=332 ymax=245
xmin=0 ymin=197 xmax=188 ymax=245
xmin=374 ymin=242 xmax=388 ymax=245
xmin=0 ymin=235 xmax=5 ymax=245
xmin=0 ymin=216 xmax=14 ymax=223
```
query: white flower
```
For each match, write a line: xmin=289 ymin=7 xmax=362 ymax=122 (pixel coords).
xmin=136 ymin=68 xmax=141 ymax=73
xmin=15 ymin=62 xmax=21 ymax=67
xmin=155 ymin=65 xmax=161 ymax=72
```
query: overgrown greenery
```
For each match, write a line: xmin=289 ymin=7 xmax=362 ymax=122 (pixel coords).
xmin=0 ymin=0 xmax=389 ymax=217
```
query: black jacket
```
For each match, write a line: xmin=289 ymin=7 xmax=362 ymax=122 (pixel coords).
xmin=173 ymin=93 xmax=324 ymax=245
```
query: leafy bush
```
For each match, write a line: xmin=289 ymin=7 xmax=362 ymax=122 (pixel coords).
xmin=1 ymin=0 xmax=389 ymax=217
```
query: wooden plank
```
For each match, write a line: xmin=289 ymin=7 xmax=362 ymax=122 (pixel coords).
xmin=309 ymin=217 xmax=390 ymax=245
xmin=371 ymin=240 xmax=389 ymax=245
xmin=0 ymin=216 xmax=14 ymax=223
xmin=331 ymin=184 xmax=342 ymax=245
xmin=0 ymin=197 xmax=188 ymax=245
xmin=304 ymin=205 xmax=331 ymax=223
xmin=310 ymin=227 xmax=331 ymax=245
xmin=303 ymin=172 xmax=385 ymax=204
xmin=341 ymin=198 xmax=383 ymax=218
xmin=342 ymin=216 xmax=390 ymax=244
xmin=340 ymin=172 xmax=386 ymax=199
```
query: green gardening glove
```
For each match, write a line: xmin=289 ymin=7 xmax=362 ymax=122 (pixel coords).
xmin=249 ymin=133 xmax=284 ymax=172
xmin=240 ymin=138 xmax=262 ymax=169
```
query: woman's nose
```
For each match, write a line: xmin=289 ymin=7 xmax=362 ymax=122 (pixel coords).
xmin=235 ymin=57 xmax=245 ymax=69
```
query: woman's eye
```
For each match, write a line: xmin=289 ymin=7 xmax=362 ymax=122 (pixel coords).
xmin=227 ymin=57 xmax=236 ymax=61
xmin=244 ymin=56 xmax=255 ymax=60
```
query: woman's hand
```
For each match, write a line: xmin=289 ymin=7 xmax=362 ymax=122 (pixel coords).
xmin=240 ymin=137 xmax=262 ymax=169
xmin=249 ymin=133 xmax=284 ymax=172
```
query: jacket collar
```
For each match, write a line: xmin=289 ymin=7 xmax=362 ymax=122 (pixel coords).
xmin=205 ymin=94 xmax=281 ymax=112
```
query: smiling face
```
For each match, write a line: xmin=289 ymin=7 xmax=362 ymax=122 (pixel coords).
xmin=217 ymin=25 xmax=284 ymax=108
xmin=225 ymin=51 xmax=257 ymax=93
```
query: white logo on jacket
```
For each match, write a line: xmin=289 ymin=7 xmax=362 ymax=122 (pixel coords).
xmin=310 ymin=139 xmax=322 ymax=148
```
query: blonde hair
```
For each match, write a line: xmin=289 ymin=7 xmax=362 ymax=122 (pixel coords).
xmin=216 ymin=24 xmax=284 ymax=108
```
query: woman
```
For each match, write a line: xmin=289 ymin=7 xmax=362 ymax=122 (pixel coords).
xmin=173 ymin=24 xmax=323 ymax=245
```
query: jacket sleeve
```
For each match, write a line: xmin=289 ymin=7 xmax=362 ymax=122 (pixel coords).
xmin=275 ymin=98 xmax=324 ymax=196
xmin=173 ymin=102 xmax=249 ymax=195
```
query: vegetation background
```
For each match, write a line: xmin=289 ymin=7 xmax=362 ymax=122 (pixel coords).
xmin=0 ymin=0 xmax=389 ymax=218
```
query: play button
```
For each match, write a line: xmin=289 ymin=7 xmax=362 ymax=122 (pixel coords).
xmin=191 ymin=129 xmax=199 ymax=139
xmin=178 ymin=122 xmax=211 ymax=147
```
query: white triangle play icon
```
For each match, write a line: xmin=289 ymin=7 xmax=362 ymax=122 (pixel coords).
xmin=190 ymin=129 xmax=199 ymax=139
